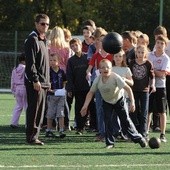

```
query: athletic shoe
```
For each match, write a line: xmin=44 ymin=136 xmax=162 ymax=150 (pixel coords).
xmin=28 ymin=139 xmax=44 ymax=145
xmin=160 ymin=134 xmax=167 ymax=143
xmin=59 ymin=132 xmax=66 ymax=138
xmin=45 ymin=131 xmax=55 ymax=138
xmin=95 ymin=135 xmax=105 ymax=142
xmin=153 ymin=127 xmax=161 ymax=132
xmin=75 ymin=130 xmax=83 ymax=135
xmin=64 ymin=126 xmax=71 ymax=131
xmin=70 ymin=126 xmax=76 ymax=131
xmin=105 ymin=145 xmax=114 ymax=149
xmin=139 ymin=138 xmax=148 ymax=148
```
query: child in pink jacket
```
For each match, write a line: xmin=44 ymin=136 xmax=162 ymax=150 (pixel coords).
xmin=10 ymin=53 xmax=27 ymax=128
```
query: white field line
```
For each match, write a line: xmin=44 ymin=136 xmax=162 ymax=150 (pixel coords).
xmin=0 ymin=115 xmax=25 ymax=117
xmin=0 ymin=164 xmax=170 ymax=168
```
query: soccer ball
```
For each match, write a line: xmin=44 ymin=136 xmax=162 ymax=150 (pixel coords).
xmin=148 ymin=137 xmax=161 ymax=149
xmin=102 ymin=32 xmax=123 ymax=54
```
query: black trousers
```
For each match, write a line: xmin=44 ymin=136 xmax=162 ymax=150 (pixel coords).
xmin=88 ymin=97 xmax=97 ymax=130
xmin=74 ymin=90 xmax=89 ymax=131
xmin=25 ymin=81 xmax=47 ymax=142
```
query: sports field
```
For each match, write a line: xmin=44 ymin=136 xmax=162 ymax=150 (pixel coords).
xmin=0 ymin=93 xmax=170 ymax=170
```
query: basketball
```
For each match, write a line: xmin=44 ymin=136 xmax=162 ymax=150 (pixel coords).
xmin=148 ymin=137 xmax=161 ymax=149
xmin=102 ymin=32 xmax=123 ymax=54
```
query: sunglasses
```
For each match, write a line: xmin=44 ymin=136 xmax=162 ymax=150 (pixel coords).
xmin=39 ymin=23 xmax=49 ymax=26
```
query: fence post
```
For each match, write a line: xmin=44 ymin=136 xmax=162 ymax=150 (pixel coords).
xmin=159 ymin=0 xmax=163 ymax=25
xmin=14 ymin=31 xmax=18 ymax=65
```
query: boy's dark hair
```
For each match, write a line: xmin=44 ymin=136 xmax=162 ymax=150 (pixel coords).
xmin=121 ymin=31 xmax=134 ymax=43
xmin=155 ymin=35 xmax=168 ymax=44
xmin=82 ymin=19 xmax=96 ymax=31
xmin=154 ymin=25 xmax=167 ymax=37
xmin=35 ymin=14 xmax=49 ymax=23
xmin=69 ymin=38 xmax=82 ymax=47
xmin=82 ymin=25 xmax=94 ymax=33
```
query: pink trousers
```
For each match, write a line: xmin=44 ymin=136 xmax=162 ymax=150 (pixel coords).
xmin=10 ymin=85 xmax=27 ymax=126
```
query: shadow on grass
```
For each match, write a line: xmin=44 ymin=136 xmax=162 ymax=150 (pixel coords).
xmin=0 ymin=125 xmax=100 ymax=145
xmin=14 ymin=151 xmax=170 ymax=157
xmin=1 ymin=124 xmax=170 ymax=149
xmin=53 ymin=151 xmax=170 ymax=156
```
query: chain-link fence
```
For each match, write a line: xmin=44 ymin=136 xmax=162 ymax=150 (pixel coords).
xmin=0 ymin=31 xmax=29 ymax=91
xmin=0 ymin=31 xmax=29 ymax=52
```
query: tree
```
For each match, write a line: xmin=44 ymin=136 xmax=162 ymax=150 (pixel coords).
xmin=0 ymin=0 xmax=170 ymax=40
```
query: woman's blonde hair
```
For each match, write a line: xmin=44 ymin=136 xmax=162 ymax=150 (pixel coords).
xmin=138 ymin=33 xmax=149 ymax=46
xmin=63 ymin=28 xmax=72 ymax=42
xmin=50 ymin=26 xmax=68 ymax=48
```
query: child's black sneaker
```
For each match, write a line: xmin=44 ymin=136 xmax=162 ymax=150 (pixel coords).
xmin=59 ymin=132 xmax=66 ymax=138
xmin=45 ymin=131 xmax=55 ymax=138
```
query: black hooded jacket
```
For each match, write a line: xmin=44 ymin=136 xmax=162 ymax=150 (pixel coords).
xmin=24 ymin=29 xmax=50 ymax=88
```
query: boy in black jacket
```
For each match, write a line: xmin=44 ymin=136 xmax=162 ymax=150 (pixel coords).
xmin=66 ymin=38 xmax=90 ymax=135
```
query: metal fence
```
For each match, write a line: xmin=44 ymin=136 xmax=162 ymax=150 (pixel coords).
xmin=0 ymin=31 xmax=29 ymax=91
xmin=0 ymin=31 xmax=29 ymax=52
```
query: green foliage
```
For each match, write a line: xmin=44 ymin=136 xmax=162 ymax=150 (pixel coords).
xmin=0 ymin=0 xmax=170 ymax=37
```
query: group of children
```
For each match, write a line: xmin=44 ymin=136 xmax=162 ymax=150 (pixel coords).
xmin=10 ymin=22 xmax=170 ymax=148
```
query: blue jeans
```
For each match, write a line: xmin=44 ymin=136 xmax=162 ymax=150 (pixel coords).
xmin=133 ymin=91 xmax=149 ymax=137
xmin=95 ymin=90 xmax=105 ymax=137
xmin=103 ymin=97 xmax=143 ymax=146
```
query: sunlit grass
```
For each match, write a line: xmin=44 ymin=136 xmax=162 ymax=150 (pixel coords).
xmin=0 ymin=93 xmax=170 ymax=170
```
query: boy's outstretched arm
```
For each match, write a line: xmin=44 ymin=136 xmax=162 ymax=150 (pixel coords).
xmin=80 ymin=91 xmax=95 ymax=117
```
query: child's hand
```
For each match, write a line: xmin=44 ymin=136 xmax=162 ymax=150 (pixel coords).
xmin=166 ymin=70 xmax=170 ymax=75
xmin=80 ymin=106 xmax=88 ymax=117
xmin=68 ymin=92 xmax=73 ymax=98
xmin=33 ymin=81 xmax=41 ymax=91
xmin=86 ymin=72 xmax=91 ymax=81
xmin=150 ymin=86 xmax=156 ymax=94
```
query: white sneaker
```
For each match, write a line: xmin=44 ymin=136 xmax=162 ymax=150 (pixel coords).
xmin=105 ymin=145 xmax=114 ymax=149
xmin=160 ymin=134 xmax=167 ymax=143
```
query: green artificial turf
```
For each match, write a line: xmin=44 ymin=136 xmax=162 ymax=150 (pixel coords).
xmin=0 ymin=93 xmax=170 ymax=170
